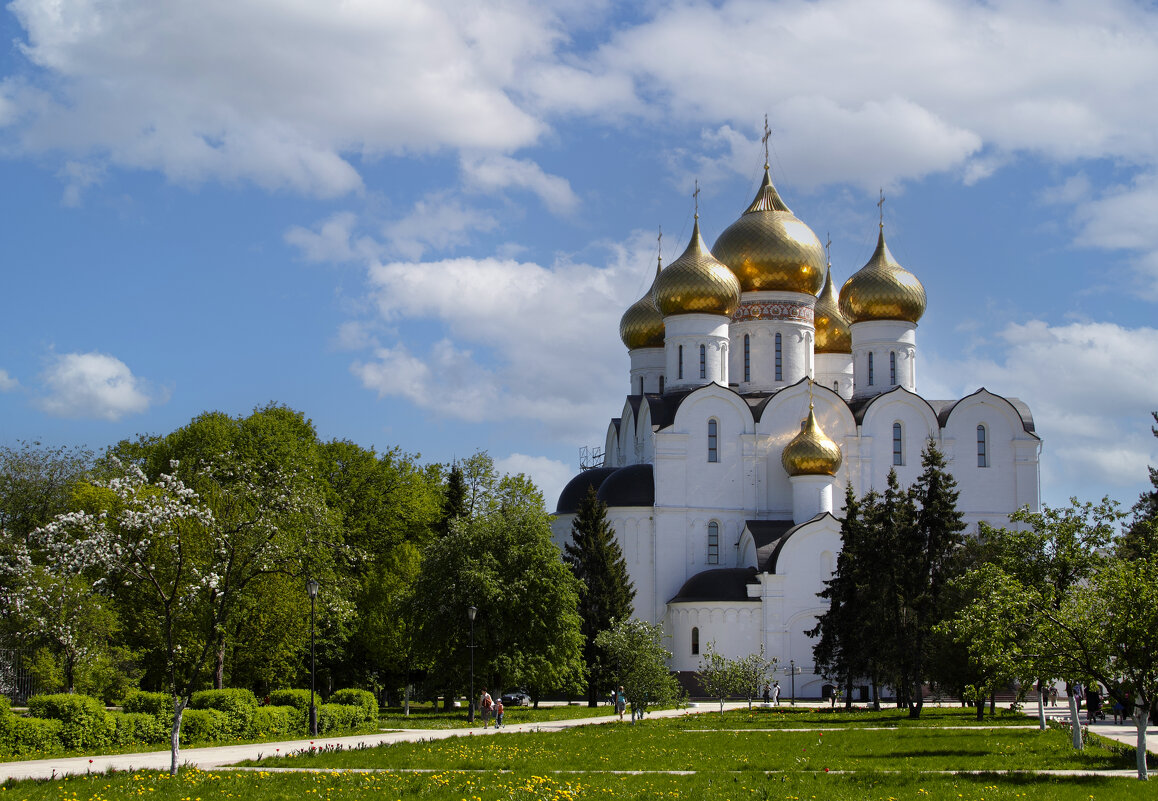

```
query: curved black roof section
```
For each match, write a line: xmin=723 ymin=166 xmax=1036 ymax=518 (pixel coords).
xmin=555 ymin=467 xmax=618 ymax=514
xmin=668 ymin=567 xmax=759 ymax=603
xmin=596 ymin=463 xmax=655 ymax=508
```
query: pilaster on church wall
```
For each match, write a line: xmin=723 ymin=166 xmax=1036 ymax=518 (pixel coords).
xmin=653 ymin=432 xmax=688 ymax=508
xmin=729 ymin=291 xmax=817 ymax=393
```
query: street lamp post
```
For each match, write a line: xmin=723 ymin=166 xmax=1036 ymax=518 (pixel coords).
xmin=789 ymin=659 xmax=796 ymax=706
xmin=307 ymin=579 xmax=320 ymax=737
xmin=467 ymin=605 xmax=477 ymax=725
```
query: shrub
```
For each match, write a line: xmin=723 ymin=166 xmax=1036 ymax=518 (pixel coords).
xmin=316 ymin=703 xmax=360 ymax=734
xmin=190 ymin=689 xmax=258 ymax=739
xmin=27 ymin=693 xmax=115 ymax=750
xmin=269 ymin=689 xmax=313 ymax=711
xmin=252 ymin=705 xmax=297 ymax=738
xmin=330 ymin=689 xmax=379 ymax=726
xmin=122 ymin=690 xmax=172 ymax=720
xmin=110 ymin=711 xmax=167 ymax=746
xmin=0 ymin=701 xmax=62 ymax=758
xmin=179 ymin=708 xmax=229 ymax=743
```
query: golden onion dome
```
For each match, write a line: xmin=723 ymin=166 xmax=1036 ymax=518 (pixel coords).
xmin=813 ymin=266 xmax=852 ymax=354
xmin=620 ymin=258 xmax=665 ymax=350
xmin=711 ymin=168 xmax=827 ymax=295
xmin=781 ymin=405 xmax=843 ymax=477
xmin=652 ymin=218 xmax=741 ymax=317
xmin=839 ymin=227 xmax=926 ymax=324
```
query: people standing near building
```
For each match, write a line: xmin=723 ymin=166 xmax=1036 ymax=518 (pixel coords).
xmin=480 ymin=688 xmax=493 ymax=729
xmin=763 ymin=683 xmax=771 ymax=704
xmin=772 ymin=681 xmax=781 ymax=706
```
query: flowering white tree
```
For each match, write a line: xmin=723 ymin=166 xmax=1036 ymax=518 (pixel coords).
xmin=34 ymin=455 xmax=332 ymax=775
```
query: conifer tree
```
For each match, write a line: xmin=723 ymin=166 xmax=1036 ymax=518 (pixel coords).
xmin=563 ymin=486 xmax=635 ymax=706
xmin=436 ymin=462 xmax=467 ymax=537
xmin=1118 ymin=412 xmax=1158 ymax=561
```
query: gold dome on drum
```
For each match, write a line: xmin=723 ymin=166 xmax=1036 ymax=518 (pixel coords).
xmin=620 ymin=258 xmax=666 ymax=350
xmin=781 ymin=405 xmax=843 ymax=477
xmin=839 ymin=227 xmax=926 ymax=324
xmin=653 ymin=219 xmax=741 ymax=317
xmin=813 ymin=267 xmax=851 ymax=354
xmin=712 ymin=168 xmax=827 ymax=295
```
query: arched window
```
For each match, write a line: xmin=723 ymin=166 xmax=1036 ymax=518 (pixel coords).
xmin=977 ymin=424 xmax=988 ymax=468
xmin=659 ymin=376 xmax=665 ymax=393
xmin=833 ymin=381 xmax=839 ymax=391
xmin=890 ymin=352 xmax=897 ymax=385
xmin=707 ymin=522 xmax=720 ymax=565
xmin=775 ymin=333 xmax=783 ymax=381
xmin=678 ymin=345 xmax=683 ymax=379
xmin=707 ymin=419 xmax=718 ymax=463
xmin=699 ymin=344 xmax=707 ymax=379
xmin=743 ymin=334 xmax=751 ymax=383
xmin=868 ymin=352 xmax=875 ymax=386
xmin=691 ymin=626 xmax=700 ymax=655
xmin=892 ymin=422 xmax=903 ymax=466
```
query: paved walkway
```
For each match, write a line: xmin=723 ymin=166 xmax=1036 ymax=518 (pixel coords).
xmin=3 ymin=701 xmax=1152 ymax=783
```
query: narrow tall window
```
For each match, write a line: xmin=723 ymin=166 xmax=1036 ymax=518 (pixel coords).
xmin=678 ymin=345 xmax=683 ymax=379
xmin=691 ymin=627 xmax=700 ymax=655
xmin=833 ymin=381 xmax=839 ymax=391
xmin=890 ymin=352 xmax=897 ymax=385
xmin=659 ymin=376 xmax=665 ymax=393
xmin=638 ymin=377 xmax=644 ymax=394
xmin=699 ymin=344 xmax=706 ymax=379
xmin=775 ymin=333 xmax=783 ymax=381
xmin=868 ymin=353 xmax=875 ymax=386
xmin=743 ymin=334 xmax=751 ymax=383
xmin=977 ymin=425 xmax=988 ymax=468
xmin=707 ymin=522 xmax=719 ymax=565
xmin=893 ymin=422 xmax=903 ymax=466
xmin=707 ymin=419 xmax=718 ymax=463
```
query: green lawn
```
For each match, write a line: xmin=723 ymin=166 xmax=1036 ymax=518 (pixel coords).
xmin=376 ymin=701 xmax=622 ymax=729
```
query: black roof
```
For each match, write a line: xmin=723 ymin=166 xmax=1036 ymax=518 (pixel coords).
xmin=596 ymin=464 xmax=655 ymax=508
xmin=668 ymin=567 xmax=760 ymax=603
xmin=555 ymin=467 xmax=618 ymax=514
xmin=746 ymin=519 xmax=795 ymax=572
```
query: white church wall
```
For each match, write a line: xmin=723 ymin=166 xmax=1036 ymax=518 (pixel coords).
xmin=668 ymin=602 xmax=762 ymax=673
xmin=857 ymin=390 xmax=939 ymax=492
xmin=666 ymin=386 xmax=755 ymax=514
xmin=606 ymin=508 xmax=658 ymax=623
xmin=604 ymin=422 xmax=621 ymax=468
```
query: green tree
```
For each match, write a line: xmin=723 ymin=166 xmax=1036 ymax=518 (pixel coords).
xmin=413 ymin=455 xmax=584 ymax=707
xmin=696 ymin=643 xmax=734 ymax=714
xmin=563 ymin=486 xmax=635 ymax=706
xmin=1118 ymin=412 xmax=1158 ymax=562
xmin=595 ymin=617 xmax=679 ymax=724
xmin=437 ymin=462 xmax=467 ymax=538
xmin=733 ymin=646 xmax=777 ymax=710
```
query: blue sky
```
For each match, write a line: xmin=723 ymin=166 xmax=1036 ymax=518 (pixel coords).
xmin=1 ymin=0 xmax=1155 ymax=514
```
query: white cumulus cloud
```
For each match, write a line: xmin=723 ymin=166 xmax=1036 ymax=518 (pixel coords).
xmin=494 ymin=452 xmax=576 ymax=511
xmin=0 ymin=369 xmax=18 ymax=392
xmin=35 ymin=352 xmax=160 ymax=421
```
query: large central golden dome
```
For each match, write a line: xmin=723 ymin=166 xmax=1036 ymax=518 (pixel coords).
xmin=620 ymin=258 xmax=665 ymax=350
xmin=813 ymin=266 xmax=851 ymax=354
xmin=652 ymin=219 xmax=741 ymax=317
xmin=712 ymin=168 xmax=827 ymax=295
xmin=839 ymin=227 xmax=926 ymax=324
xmin=781 ymin=404 xmax=843 ymax=477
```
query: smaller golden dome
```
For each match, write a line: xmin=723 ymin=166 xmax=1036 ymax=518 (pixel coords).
xmin=620 ymin=258 xmax=665 ymax=350
xmin=781 ymin=405 xmax=843 ymax=477
xmin=711 ymin=168 xmax=827 ymax=295
xmin=813 ymin=266 xmax=851 ymax=354
xmin=652 ymin=218 xmax=742 ymax=317
xmin=838 ymin=227 xmax=926 ymax=324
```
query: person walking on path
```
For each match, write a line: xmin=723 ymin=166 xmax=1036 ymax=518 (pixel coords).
xmin=494 ymin=698 xmax=504 ymax=728
xmin=1050 ymin=686 xmax=1058 ymax=707
xmin=480 ymin=689 xmax=493 ymax=729
xmin=615 ymin=686 xmax=627 ymax=721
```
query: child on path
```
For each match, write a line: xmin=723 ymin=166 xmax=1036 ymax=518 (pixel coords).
xmin=495 ymin=698 xmax=504 ymax=728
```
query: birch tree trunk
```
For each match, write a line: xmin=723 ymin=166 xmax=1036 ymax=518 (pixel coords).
xmin=169 ymin=697 xmax=187 ymax=777
xmin=1036 ymin=682 xmax=1046 ymax=730
xmin=1134 ymin=705 xmax=1149 ymax=781
xmin=1068 ymin=691 xmax=1084 ymax=750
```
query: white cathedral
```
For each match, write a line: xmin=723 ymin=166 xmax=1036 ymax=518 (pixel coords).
xmin=551 ymin=164 xmax=1042 ymax=696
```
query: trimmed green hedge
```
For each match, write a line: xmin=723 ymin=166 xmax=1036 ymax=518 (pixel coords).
xmin=0 ymin=696 xmax=63 ymax=758
xmin=27 ymin=693 xmax=115 ymax=750
xmin=179 ymin=708 xmax=230 ymax=744
xmin=316 ymin=703 xmax=361 ymax=734
xmin=190 ymin=689 xmax=258 ymax=739
xmin=330 ymin=689 xmax=379 ymax=726
xmin=252 ymin=705 xmax=298 ymax=738
xmin=110 ymin=711 xmax=167 ymax=746
xmin=122 ymin=690 xmax=172 ymax=719
xmin=268 ymin=689 xmax=312 ymax=711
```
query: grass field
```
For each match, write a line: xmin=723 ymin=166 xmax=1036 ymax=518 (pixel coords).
xmin=376 ymin=702 xmax=623 ymax=729
xmin=2 ymin=706 xmax=1150 ymax=800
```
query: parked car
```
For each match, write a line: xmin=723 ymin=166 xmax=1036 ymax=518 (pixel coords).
xmin=501 ymin=690 xmax=531 ymax=707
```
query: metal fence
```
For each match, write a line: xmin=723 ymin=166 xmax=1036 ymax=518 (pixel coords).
xmin=0 ymin=648 xmax=35 ymax=704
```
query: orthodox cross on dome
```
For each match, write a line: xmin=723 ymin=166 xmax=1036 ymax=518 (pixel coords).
xmin=762 ymin=114 xmax=771 ymax=170
xmin=877 ymin=189 xmax=886 ymax=229
xmin=693 ymin=180 xmax=700 ymax=219
xmin=825 ymin=232 xmax=832 ymax=265
xmin=656 ymin=226 xmax=663 ymax=274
